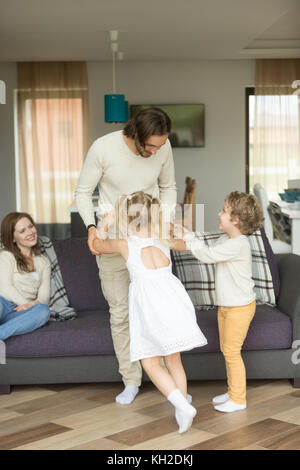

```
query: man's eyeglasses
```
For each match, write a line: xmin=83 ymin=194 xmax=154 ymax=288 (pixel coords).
xmin=144 ymin=142 xmax=167 ymax=150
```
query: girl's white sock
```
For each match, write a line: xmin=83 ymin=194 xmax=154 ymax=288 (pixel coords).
xmin=115 ymin=385 xmax=139 ymax=405
xmin=168 ymin=389 xmax=197 ymax=433
xmin=115 ymin=387 xmax=191 ymax=406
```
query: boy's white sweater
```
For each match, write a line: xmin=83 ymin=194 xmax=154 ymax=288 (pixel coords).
xmin=185 ymin=233 xmax=256 ymax=307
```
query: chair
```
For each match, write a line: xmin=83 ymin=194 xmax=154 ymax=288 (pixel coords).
xmin=181 ymin=177 xmax=197 ymax=231
xmin=253 ymin=183 xmax=292 ymax=254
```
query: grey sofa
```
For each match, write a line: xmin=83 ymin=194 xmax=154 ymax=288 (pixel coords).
xmin=1 ymin=237 xmax=300 ymax=394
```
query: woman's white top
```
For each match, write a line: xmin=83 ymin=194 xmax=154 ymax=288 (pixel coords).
xmin=0 ymin=250 xmax=51 ymax=305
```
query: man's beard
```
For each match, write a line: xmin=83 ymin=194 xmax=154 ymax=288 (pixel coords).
xmin=134 ymin=138 xmax=151 ymax=158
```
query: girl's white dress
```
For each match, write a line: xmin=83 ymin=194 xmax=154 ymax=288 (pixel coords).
xmin=126 ymin=235 xmax=207 ymax=362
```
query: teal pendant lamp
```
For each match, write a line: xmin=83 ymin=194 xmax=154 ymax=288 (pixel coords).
xmin=105 ymin=32 xmax=128 ymax=123
xmin=105 ymin=94 xmax=126 ymax=122
xmin=123 ymin=99 xmax=129 ymax=121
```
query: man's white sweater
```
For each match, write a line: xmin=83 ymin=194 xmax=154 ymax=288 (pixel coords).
xmin=75 ymin=130 xmax=177 ymax=228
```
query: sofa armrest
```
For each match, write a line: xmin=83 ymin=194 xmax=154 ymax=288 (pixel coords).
xmin=275 ymin=253 xmax=300 ymax=340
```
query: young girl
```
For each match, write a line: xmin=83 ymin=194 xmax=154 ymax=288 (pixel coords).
xmin=93 ymin=191 xmax=207 ymax=433
xmin=174 ymin=191 xmax=264 ymax=413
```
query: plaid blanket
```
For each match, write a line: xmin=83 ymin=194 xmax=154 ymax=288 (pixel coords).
xmin=39 ymin=236 xmax=76 ymax=321
xmin=173 ymin=230 xmax=276 ymax=310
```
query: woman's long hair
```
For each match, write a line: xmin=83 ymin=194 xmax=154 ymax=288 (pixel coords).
xmin=1 ymin=212 xmax=40 ymax=273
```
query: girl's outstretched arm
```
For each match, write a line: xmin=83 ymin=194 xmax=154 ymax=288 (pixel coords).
xmin=93 ymin=237 xmax=126 ymax=255
xmin=168 ymin=223 xmax=194 ymax=252
xmin=93 ymin=208 xmax=127 ymax=256
xmin=169 ymin=237 xmax=187 ymax=252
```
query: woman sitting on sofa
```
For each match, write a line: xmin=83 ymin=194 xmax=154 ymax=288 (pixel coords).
xmin=0 ymin=212 xmax=51 ymax=341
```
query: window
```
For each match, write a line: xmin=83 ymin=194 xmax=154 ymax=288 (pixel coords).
xmin=246 ymin=87 xmax=300 ymax=199
xmin=16 ymin=87 xmax=90 ymax=232
xmin=22 ymin=93 xmax=84 ymax=223
xmin=15 ymin=62 xmax=90 ymax=236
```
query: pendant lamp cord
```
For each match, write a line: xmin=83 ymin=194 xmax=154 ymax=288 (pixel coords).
xmin=112 ymin=50 xmax=116 ymax=94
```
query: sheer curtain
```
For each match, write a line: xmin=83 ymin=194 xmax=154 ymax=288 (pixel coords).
xmin=252 ymin=59 xmax=300 ymax=199
xmin=17 ymin=62 xmax=91 ymax=237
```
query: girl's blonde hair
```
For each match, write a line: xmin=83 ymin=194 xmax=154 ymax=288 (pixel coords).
xmin=115 ymin=191 xmax=164 ymax=239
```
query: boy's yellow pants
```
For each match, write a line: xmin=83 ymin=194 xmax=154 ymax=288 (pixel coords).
xmin=218 ymin=300 xmax=256 ymax=404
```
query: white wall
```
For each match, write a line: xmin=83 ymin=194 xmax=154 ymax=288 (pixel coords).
xmin=0 ymin=62 xmax=17 ymax=222
xmin=0 ymin=59 xmax=255 ymax=231
xmin=88 ymin=60 xmax=255 ymax=230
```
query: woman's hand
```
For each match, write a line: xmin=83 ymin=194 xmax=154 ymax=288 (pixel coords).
xmin=14 ymin=300 xmax=38 ymax=312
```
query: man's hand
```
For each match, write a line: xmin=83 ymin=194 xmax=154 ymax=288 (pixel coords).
xmin=88 ymin=226 xmax=101 ymax=255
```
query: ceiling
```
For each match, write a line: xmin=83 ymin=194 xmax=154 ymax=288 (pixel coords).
xmin=0 ymin=0 xmax=299 ymax=61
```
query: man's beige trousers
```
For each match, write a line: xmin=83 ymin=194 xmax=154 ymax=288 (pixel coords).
xmin=97 ymin=253 xmax=142 ymax=386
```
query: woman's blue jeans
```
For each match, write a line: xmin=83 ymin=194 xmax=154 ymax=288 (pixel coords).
xmin=0 ymin=296 xmax=50 ymax=341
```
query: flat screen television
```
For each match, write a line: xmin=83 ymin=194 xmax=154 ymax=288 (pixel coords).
xmin=130 ymin=104 xmax=205 ymax=148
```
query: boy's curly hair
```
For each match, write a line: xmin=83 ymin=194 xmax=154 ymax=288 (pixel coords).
xmin=225 ymin=191 xmax=264 ymax=236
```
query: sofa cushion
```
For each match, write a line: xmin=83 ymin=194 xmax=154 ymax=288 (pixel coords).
xmin=4 ymin=305 xmax=292 ymax=358
xmin=5 ymin=310 xmax=114 ymax=357
xmin=52 ymin=235 xmax=280 ymax=314
xmin=191 ymin=304 xmax=292 ymax=354
xmin=53 ymin=238 xmax=108 ymax=312
xmin=172 ymin=229 xmax=276 ymax=309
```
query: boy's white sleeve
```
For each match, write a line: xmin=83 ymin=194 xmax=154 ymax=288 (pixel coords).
xmin=184 ymin=235 xmax=241 ymax=263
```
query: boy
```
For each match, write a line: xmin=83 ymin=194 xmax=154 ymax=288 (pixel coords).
xmin=173 ymin=191 xmax=264 ymax=412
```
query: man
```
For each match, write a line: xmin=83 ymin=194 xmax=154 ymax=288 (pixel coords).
xmin=75 ymin=107 xmax=177 ymax=404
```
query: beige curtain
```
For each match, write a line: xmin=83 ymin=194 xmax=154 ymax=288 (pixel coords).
xmin=17 ymin=62 xmax=91 ymax=223
xmin=252 ymin=59 xmax=300 ymax=199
